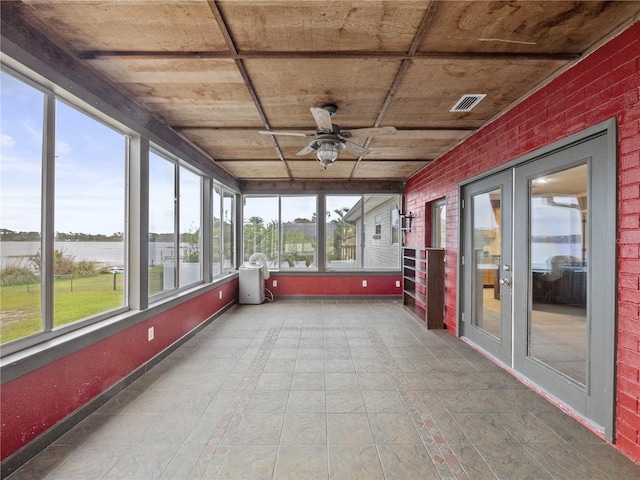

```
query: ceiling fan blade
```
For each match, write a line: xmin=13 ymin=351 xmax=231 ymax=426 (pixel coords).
xmin=296 ymin=144 xmax=316 ymax=156
xmin=342 ymin=126 xmax=397 ymax=138
xmin=344 ymin=140 xmax=370 ymax=156
xmin=310 ymin=107 xmax=333 ymax=132
xmin=259 ymin=130 xmax=315 ymax=137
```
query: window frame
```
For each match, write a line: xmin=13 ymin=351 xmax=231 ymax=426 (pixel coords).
xmin=242 ymin=194 xmax=319 ymax=271
xmin=0 ymin=60 xmax=238 ymax=357
xmin=148 ymin=146 xmax=205 ymax=302
xmin=432 ymin=198 xmax=447 ymax=249
xmin=0 ymin=64 xmax=131 ymax=353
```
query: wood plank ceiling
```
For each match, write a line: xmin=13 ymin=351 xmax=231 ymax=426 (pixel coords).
xmin=8 ymin=1 xmax=640 ymax=187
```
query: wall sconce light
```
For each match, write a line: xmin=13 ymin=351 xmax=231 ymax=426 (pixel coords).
xmin=398 ymin=209 xmax=414 ymax=232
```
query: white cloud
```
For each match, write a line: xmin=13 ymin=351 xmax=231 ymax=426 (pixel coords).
xmin=0 ymin=133 xmax=16 ymax=147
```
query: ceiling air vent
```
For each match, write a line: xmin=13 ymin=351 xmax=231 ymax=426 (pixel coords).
xmin=450 ymin=94 xmax=486 ymax=112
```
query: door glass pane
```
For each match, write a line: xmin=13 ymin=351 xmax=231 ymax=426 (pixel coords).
xmin=472 ymin=189 xmax=501 ymax=338
xmin=529 ymin=164 xmax=587 ymax=384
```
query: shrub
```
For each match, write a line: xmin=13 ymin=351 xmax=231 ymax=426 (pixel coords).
xmin=0 ymin=261 xmax=39 ymax=286
xmin=29 ymin=248 xmax=97 ymax=276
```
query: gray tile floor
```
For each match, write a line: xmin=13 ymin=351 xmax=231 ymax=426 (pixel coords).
xmin=8 ymin=299 xmax=640 ymax=479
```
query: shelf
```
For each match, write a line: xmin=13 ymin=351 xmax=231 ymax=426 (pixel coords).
xmin=402 ymin=247 xmax=445 ymax=329
xmin=403 ymin=288 xmax=426 ymax=305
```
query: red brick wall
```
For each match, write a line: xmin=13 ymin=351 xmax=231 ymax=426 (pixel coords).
xmin=268 ymin=274 xmax=402 ymax=297
xmin=405 ymin=21 xmax=640 ymax=463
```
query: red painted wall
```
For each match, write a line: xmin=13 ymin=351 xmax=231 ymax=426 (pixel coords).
xmin=268 ymin=274 xmax=402 ymax=297
xmin=405 ymin=22 xmax=640 ymax=463
xmin=0 ymin=279 xmax=238 ymax=462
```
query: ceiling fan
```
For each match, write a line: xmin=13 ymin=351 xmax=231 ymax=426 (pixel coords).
xmin=259 ymin=104 xmax=397 ymax=168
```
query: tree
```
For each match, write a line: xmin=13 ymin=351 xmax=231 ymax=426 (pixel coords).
xmin=330 ymin=207 xmax=355 ymax=261
xmin=243 ymin=216 xmax=265 ymax=261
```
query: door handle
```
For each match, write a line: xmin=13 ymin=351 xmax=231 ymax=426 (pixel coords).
xmin=499 ymin=278 xmax=511 ymax=286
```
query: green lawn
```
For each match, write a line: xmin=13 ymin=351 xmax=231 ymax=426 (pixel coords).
xmin=1 ymin=273 xmax=126 ymax=344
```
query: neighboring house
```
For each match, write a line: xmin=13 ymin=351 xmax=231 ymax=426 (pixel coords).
xmin=343 ymin=196 xmax=400 ymax=270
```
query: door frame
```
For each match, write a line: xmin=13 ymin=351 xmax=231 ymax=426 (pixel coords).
xmin=456 ymin=118 xmax=617 ymax=439
xmin=459 ymin=170 xmax=513 ymax=365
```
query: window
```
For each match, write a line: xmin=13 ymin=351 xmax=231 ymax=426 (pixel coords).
xmin=326 ymin=195 xmax=359 ymax=269
xmin=391 ymin=208 xmax=400 ymax=245
xmin=1 ymin=70 xmax=45 ymax=343
xmin=1 ymin=68 xmax=128 ymax=346
xmin=53 ymin=100 xmax=127 ymax=328
xmin=148 ymin=152 xmax=176 ymax=295
xmin=433 ymin=198 xmax=446 ymax=249
xmin=242 ymin=195 xmax=316 ymax=270
xmin=374 ymin=214 xmax=383 ymax=236
xmin=212 ymin=183 xmax=222 ymax=276
xmin=363 ymin=195 xmax=400 ymax=269
xmin=325 ymin=194 xmax=401 ymax=270
xmin=0 ymin=61 xmax=234 ymax=353
xmin=212 ymin=183 xmax=236 ymax=276
xmin=222 ymin=188 xmax=236 ymax=272
xmin=179 ymin=166 xmax=202 ymax=287
xmin=148 ymin=151 xmax=203 ymax=296
xmin=280 ymin=196 xmax=316 ymax=269
xmin=243 ymin=196 xmax=279 ymax=266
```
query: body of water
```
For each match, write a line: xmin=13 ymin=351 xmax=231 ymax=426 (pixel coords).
xmin=2 ymin=241 xmax=584 ymax=272
xmin=0 ymin=241 xmax=178 ymax=270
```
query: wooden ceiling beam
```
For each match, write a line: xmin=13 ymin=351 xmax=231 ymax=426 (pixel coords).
xmin=207 ymin=0 xmax=293 ymax=180
xmin=77 ymin=50 xmax=580 ymax=62
xmin=173 ymin=126 xmax=477 ymax=132
xmin=240 ymin=179 xmax=405 ymax=194
xmin=350 ymin=1 xmax=439 ymax=180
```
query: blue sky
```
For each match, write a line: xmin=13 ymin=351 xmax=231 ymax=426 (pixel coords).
xmin=1 ymin=71 xmax=127 ymax=235
xmin=1 ymin=70 xmax=199 ymax=236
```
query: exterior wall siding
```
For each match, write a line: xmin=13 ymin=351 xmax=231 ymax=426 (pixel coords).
xmin=404 ymin=21 xmax=640 ymax=463
xmin=363 ymin=199 xmax=401 ymax=269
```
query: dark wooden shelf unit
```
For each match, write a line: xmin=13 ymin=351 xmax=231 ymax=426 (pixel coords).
xmin=402 ymin=247 xmax=445 ymax=329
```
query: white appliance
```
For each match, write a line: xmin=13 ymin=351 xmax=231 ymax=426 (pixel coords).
xmin=239 ymin=266 xmax=265 ymax=304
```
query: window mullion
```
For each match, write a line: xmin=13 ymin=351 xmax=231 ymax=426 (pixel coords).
xmin=318 ymin=194 xmax=326 ymax=273
xmin=359 ymin=195 xmax=365 ymax=269
xmin=278 ymin=197 xmax=282 ymax=269
xmin=128 ymin=135 xmax=149 ymax=310
xmin=41 ymin=93 xmax=55 ymax=333
xmin=173 ymin=164 xmax=180 ymax=289
xmin=202 ymin=177 xmax=212 ymax=283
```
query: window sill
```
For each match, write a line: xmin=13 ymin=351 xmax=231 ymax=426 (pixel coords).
xmin=1 ymin=272 xmax=238 ymax=383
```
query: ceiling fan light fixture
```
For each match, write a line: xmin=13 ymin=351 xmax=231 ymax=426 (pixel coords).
xmin=316 ymin=141 xmax=341 ymax=167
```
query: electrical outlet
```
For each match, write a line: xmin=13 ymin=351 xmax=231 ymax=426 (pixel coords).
xmin=396 ymin=280 xmax=401 ymax=288
xmin=273 ymin=280 xmax=278 ymax=287
xmin=147 ymin=326 xmax=154 ymax=342
xmin=362 ymin=280 xmax=367 ymax=287
xmin=219 ymin=290 xmax=223 ymax=299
